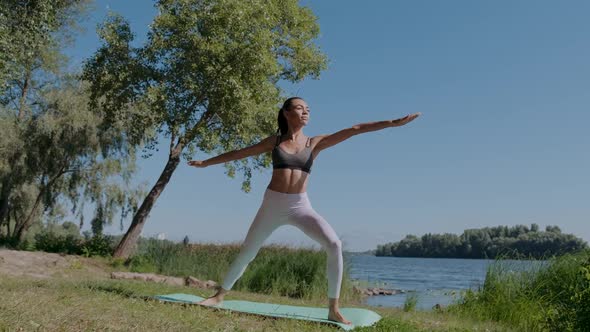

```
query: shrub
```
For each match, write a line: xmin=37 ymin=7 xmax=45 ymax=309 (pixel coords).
xmin=34 ymin=231 xmax=83 ymax=254
xmin=81 ymin=235 xmax=114 ymax=257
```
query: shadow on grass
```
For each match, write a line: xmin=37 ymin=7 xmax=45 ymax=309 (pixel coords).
xmin=81 ymin=281 xmax=153 ymax=301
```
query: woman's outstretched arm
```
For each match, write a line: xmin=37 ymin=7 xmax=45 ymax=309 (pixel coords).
xmin=188 ymin=135 xmax=276 ymax=168
xmin=313 ymin=112 xmax=420 ymax=155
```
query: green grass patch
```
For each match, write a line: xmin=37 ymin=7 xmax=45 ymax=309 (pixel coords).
xmin=449 ymin=249 xmax=590 ymax=331
xmin=129 ymin=239 xmax=360 ymax=302
xmin=0 ymin=275 xmax=512 ymax=331
xmin=403 ymin=292 xmax=419 ymax=312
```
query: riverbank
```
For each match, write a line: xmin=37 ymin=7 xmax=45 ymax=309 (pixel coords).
xmin=0 ymin=249 xmax=511 ymax=331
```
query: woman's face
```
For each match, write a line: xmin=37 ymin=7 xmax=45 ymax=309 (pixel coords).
xmin=284 ymin=99 xmax=310 ymax=127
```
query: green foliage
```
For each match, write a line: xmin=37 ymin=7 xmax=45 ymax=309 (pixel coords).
xmin=34 ymin=231 xmax=83 ymax=254
xmin=352 ymin=317 xmax=424 ymax=332
xmin=109 ymin=257 xmax=126 ymax=269
xmin=127 ymin=255 xmax=158 ymax=274
xmin=536 ymin=251 xmax=590 ymax=331
xmin=0 ymin=0 xmax=90 ymax=91
xmin=238 ymin=245 xmax=326 ymax=298
xmin=31 ymin=226 xmax=115 ymax=257
xmin=376 ymin=224 xmax=587 ymax=259
xmin=0 ymin=78 xmax=146 ymax=243
xmin=126 ymin=239 xmax=358 ymax=302
xmin=81 ymin=235 xmax=115 ymax=257
xmin=83 ymin=0 xmax=329 ymax=192
xmin=450 ymin=249 xmax=590 ymax=331
xmin=572 ymin=262 xmax=590 ymax=329
xmin=0 ymin=0 xmax=146 ymax=245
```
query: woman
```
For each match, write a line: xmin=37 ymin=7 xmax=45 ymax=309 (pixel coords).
xmin=188 ymin=97 xmax=420 ymax=325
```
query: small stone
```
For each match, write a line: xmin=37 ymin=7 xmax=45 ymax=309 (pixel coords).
xmin=186 ymin=276 xmax=218 ymax=289
xmin=433 ymin=303 xmax=444 ymax=311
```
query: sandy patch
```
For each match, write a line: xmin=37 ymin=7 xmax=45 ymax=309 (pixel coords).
xmin=0 ymin=249 xmax=109 ymax=279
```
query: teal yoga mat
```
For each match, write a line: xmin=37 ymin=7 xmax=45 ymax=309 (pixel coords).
xmin=153 ymin=293 xmax=381 ymax=330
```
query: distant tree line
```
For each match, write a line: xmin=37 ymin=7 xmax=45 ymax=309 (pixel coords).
xmin=375 ymin=224 xmax=588 ymax=259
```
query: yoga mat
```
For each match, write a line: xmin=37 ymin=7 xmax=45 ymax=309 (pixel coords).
xmin=153 ymin=293 xmax=381 ymax=330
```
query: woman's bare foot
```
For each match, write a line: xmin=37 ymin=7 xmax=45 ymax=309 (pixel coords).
xmin=197 ymin=287 xmax=227 ymax=307
xmin=328 ymin=297 xmax=352 ymax=325
xmin=328 ymin=309 xmax=352 ymax=325
xmin=197 ymin=295 xmax=223 ymax=306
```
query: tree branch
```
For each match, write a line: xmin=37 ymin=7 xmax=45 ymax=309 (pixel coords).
xmin=176 ymin=108 xmax=212 ymax=151
xmin=18 ymin=70 xmax=31 ymax=120
xmin=169 ymin=132 xmax=176 ymax=153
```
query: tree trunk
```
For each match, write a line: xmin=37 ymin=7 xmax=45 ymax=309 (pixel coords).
xmin=13 ymin=187 xmax=45 ymax=242
xmin=6 ymin=217 xmax=10 ymax=238
xmin=13 ymin=166 xmax=65 ymax=243
xmin=18 ymin=72 xmax=30 ymax=120
xmin=0 ymin=179 xmax=10 ymax=235
xmin=113 ymin=150 xmax=182 ymax=258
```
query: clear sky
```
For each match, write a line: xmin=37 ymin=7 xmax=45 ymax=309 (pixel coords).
xmin=65 ymin=1 xmax=590 ymax=251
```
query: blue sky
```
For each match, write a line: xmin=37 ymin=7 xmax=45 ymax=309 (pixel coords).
xmin=65 ymin=1 xmax=590 ymax=251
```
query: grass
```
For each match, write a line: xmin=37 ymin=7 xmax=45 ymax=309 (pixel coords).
xmin=0 ymin=274 xmax=514 ymax=332
xmin=129 ymin=239 xmax=361 ymax=302
xmin=8 ymin=239 xmax=585 ymax=331
xmin=0 ymin=240 xmax=515 ymax=332
xmin=448 ymin=249 xmax=590 ymax=332
xmin=403 ymin=292 xmax=419 ymax=312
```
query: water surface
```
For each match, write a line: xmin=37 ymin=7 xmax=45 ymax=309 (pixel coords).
xmin=345 ymin=254 xmax=544 ymax=310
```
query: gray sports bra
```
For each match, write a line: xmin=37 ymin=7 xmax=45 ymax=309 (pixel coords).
xmin=272 ymin=135 xmax=314 ymax=174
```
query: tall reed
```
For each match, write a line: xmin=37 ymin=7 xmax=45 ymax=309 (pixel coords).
xmin=129 ymin=238 xmax=360 ymax=302
xmin=450 ymin=249 xmax=590 ymax=331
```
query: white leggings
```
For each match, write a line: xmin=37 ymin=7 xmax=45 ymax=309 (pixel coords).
xmin=221 ymin=188 xmax=343 ymax=299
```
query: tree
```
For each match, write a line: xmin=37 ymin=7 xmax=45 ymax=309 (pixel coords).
xmin=1 ymin=77 xmax=146 ymax=244
xmin=1 ymin=0 xmax=86 ymax=240
xmin=0 ymin=0 xmax=145 ymax=245
xmin=83 ymin=0 xmax=329 ymax=258
xmin=0 ymin=0 xmax=90 ymax=114
xmin=375 ymin=224 xmax=587 ymax=259
xmin=546 ymin=225 xmax=562 ymax=234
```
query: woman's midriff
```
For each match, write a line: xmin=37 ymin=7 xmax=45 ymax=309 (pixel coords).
xmin=267 ymin=169 xmax=309 ymax=193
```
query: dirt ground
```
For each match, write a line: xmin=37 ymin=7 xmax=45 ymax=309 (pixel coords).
xmin=0 ymin=248 xmax=110 ymax=279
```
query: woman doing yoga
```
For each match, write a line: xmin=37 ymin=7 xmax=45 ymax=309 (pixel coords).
xmin=188 ymin=97 xmax=420 ymax=325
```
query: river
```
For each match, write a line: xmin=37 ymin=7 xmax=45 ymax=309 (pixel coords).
xmin=345 ymin=254 xmax=545 ymax=310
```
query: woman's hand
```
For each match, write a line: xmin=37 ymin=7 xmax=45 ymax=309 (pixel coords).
xmin=187 ymin=160 xmax=208 ymax=168
xmin=391 ymin=112 xmax=421 ymax=127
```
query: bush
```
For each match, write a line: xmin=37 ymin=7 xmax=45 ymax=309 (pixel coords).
xmin=34 ymin=231 xmax=83 ymax=254
xmin=127 ymin=254 xmax=158 ymax=273
xmin=542 ymin=252 xmax=590 ymax=331
xmin=81 ymin=235 xmax=114 ymax=257
xmin=33 ymin=231 xmax=114 ymax=257
xmin=574 ymin=263 xmax=590 ymax=329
